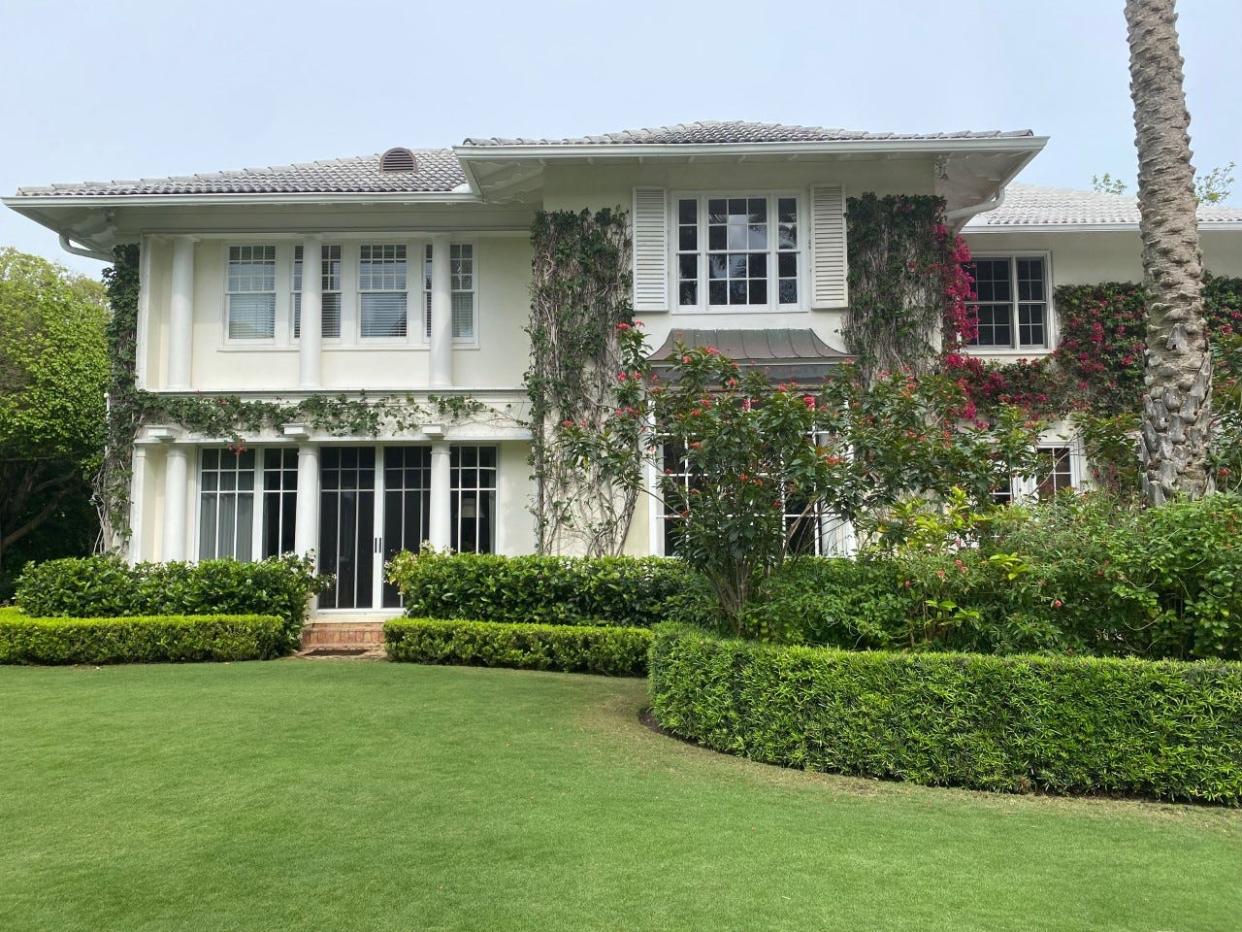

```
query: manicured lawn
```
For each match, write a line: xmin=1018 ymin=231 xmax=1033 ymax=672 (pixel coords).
xmin=2 ymin=661 xmax=1239 ymax=931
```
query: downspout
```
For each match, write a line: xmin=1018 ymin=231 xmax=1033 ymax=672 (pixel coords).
xmin=59 ymin=232 xmax=114 ymax=262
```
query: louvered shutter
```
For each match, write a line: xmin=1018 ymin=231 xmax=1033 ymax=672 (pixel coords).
xmin=632 ymin=187 xmax=669 ymax=312
xmin=811 ymin=185 xmax=848 ymax=308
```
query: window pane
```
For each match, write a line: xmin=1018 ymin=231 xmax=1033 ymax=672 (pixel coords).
xmin=451 ymin=292 xmax=474 ymax=340
xmin=778 ymin=198 xmax=797 ymax=223
xmin=229 ymin=293 xmax=275 ymax=339
xmin=1018 ymin=303 xmax=1046 ymax=348
xmin=971 ymin=304 xmax=1012 ymax=347
xmin=361 ymin=293 xmax=407 ymax=338
xmin=678 ymin=198 xmax=697 ymax=223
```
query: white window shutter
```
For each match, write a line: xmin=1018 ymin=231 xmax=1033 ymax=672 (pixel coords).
xmin=811 ymin=185 xmax=848 ymax=309
xmin=632 ymin=187 xmax=669 ymax=312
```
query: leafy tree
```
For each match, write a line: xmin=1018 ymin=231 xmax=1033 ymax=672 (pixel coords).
xmin=562 ymin=324 xmax=1042 ymax=627
xmin=1196 ymin=161 xmax=1235 ymax=204
xmin=1092 ymin=173 xmax=1129 ymax=195
xmin=0 ymin=248 xmax=108 ymax=591
xmin=1125 ymin=0 xmax=1213 ymax=503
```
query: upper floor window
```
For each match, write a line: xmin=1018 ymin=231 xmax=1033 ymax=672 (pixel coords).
xmin=227 ymin=245 xmax=276 ymax=340
xmin=676 ymin=195 xmax=800 ymax=311
xmin=292 ymin=244 xmax=342 ymax=339
xmin=359 ymin=244 xmax=408 ymax=338
xmin=968 ymin=256 xmax=1049 ymax=350
xmin=451 ymin=244 xmax=476 ymax=341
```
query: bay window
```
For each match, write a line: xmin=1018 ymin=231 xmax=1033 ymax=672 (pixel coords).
xmin=676 ymin=195 xmax=800 ymax=310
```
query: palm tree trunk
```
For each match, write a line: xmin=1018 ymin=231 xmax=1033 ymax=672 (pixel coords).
xmin=1125 ymin=0 xmax=1213 ymax=503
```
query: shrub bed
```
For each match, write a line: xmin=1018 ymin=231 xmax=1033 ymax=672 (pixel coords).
xmin=0 ymin=610 xmax=286 ymax=664
xmin=649 ymin=623 xmax=1242 ymax=804
xmin=386 ymin=551 xmax=706 ymax=628
xmin=15 ymin=554 xmax=328 ymax=651
xmin=384 ymin=618 xmax=651 ymax=676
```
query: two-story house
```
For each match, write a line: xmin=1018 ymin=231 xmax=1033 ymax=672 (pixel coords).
xmin=8 ymin=121 xmax=1242 ymax=617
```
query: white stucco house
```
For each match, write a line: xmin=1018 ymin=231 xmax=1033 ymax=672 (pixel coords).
xmin=7 ymin=120 xmax=1242 ymax=616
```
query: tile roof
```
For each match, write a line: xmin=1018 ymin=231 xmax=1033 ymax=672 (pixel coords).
xmin=462 ymin=120 xmax=1035 ymax=147
xmin=14 ymin=149 xmax=467 ymax=197
xmin=966 ymin=183 xmax=1242 ymax=229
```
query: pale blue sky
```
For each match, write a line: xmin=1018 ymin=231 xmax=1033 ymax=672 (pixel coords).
xmin=3 ymin=0 xmax=1240 ymax=275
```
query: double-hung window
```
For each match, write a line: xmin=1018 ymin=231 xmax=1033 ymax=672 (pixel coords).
xmin=450 ymin=244 xmax=476 ymax=341
xmin=968 ymin=256 xmax=1049 ymax=349
xmin=359 ymin=244 xmax=408 ymax=338
xmin=676 ymin=195 xmax=800 ymax=310
xmin=227 ymin=245 xmax=276 ymax=340
xmin=993 ymin=444 xmax=1077 ymax=503
xmin=292 ymin=244 xmax=342 ymax=339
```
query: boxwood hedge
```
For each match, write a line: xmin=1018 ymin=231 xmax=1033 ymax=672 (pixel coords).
xmin=384 ymin=617 xmax=651 ymax=676
xmin=0 ymin=609 xmax=286 ymax=664
xmin=386 ymin=551 xmax=707 ymax=628
xmin=649 ymin=623 xmax=1242 ymax=804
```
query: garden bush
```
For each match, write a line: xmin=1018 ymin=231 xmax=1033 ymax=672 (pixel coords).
xmin=0 ymin=610 xmax=285 ymax=664
xmin=384 ymin=617 xmax=650 ymax=676
xmin=15 ymin=554 xmax=329 ymax=651
xmin=740 ymin=494 xmax=1242 ymax=660
xmin=386 ymin=551 xmax=707 ymax=628
xmin=649 ymin=623 xmax=1242 ymax=804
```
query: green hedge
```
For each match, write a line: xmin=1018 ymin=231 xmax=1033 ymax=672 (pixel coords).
xmin=386 ymin=551 xmax=707 ymax=628
xmin=649 ymin=623 xmax=1242 ymax=804
xmin=0 ymin=611 xmax=286 ymax=664
xmin=15 ymin=554 xmax=328 ymax=650
xmin=384 ymin=618 xmax=651 ymax=676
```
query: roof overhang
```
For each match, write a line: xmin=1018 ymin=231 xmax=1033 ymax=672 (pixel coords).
xmin=966 ymin=221 xmax=1242 ymax=234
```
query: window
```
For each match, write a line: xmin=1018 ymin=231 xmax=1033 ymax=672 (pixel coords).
xmin=261 ymin=448 xmax=298 ymax=558
xmin=968 ymin=256 xmax=1049 ymax=349
xmin=359 ymin=244 xmax=408 ymax=338
xmin=198 ymin=448 xmax=256 ymax=560
xmin=450 ymin=445 xmax=496 ymax=553
xmin=1035 ymin=446 xmax=1074 ymax=499
xmin=423 ymin=244 xmax=434 ymax=339
xmin=451 ymin=244 xmax=476 ymax=340
xmin=292 ymin=244 xmax=342 ymax=339
xmin=676 ymin=195 xmax=799 ymax=310
xmin=227 ymin=245 xmax=276 ymax=339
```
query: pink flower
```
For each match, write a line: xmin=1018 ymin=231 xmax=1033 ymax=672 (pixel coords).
xmin=615 ymin=322 xmax=631 ymax=332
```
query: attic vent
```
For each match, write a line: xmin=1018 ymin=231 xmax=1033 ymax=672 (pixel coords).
xmin=380 ymin=147 xmax=417 ymax=172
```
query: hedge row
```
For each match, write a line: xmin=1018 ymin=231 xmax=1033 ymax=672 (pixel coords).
xmin=386 ymin=551 xmax=705 ymax=628
xmin=0 ymin=609 xmax=286 ymax=664
xmin=384 ymin=617 xmax=651 ymax=676
xmin=15 ymin=554 xmax=327 ymax=649
xmin=648 ymin=623 xmax=1242 ymax=804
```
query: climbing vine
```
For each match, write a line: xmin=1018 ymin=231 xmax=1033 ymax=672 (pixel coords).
xmin=526 ymin=207 xmax=639 ymax=555
xmin=97 ymin=245 xmax=496 ymax=549
xmin=843 ymin=193 xmax=976 ymax=382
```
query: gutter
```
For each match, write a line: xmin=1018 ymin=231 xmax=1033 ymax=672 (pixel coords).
xmin=59 ymin=232 xmax=113 ymax=262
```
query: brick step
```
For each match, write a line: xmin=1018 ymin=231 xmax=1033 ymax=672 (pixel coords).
xmin=300 ymin=622 xmax=387 ymax=651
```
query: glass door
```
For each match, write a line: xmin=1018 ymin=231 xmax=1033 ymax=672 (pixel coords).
xmin=318 ymin=447 xmax=376 ymax=609
xmin=381 ymin=446 xmax=431 ymax=607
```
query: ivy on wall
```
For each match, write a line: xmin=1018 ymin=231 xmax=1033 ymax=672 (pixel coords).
xmin=96 ymin=245 xmax=493 ymax=549
xmin=843 ymin=193 xmax=976 ymax=383
xmin=526 ymin=207 xmax=639 ymax=556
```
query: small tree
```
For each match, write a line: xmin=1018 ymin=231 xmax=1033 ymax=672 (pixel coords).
xmin=562 ymin=325 xmax=1042 ymax=627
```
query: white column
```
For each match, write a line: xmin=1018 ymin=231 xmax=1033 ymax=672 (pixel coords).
xmin=298 ymin=235 xmax=322 ymax=389
xmin=168 ymin=236 xmax=195 ymax=390
xmin=429 ymin=234 xmax=453 ymax=388
xmin=161 ymin=445 xmax=189 ymax=561
xmin=128 ymin=446 xmax=148 ymax=563
xmin=429 ymin=441 xmax=452 ymax=550
xmin=294 ymin=444 xmax=320 ymax=557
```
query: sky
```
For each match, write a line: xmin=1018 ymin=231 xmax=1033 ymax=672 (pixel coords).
xmin=2 ymin=0 xmax=1240 ymax=276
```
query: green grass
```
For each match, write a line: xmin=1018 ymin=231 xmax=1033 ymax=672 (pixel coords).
xmin=2 ymin=661 xmax=1239 ymax=931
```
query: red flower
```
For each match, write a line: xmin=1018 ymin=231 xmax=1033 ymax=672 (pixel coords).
xmin=615 ymin=322 xmax=631 ymax=332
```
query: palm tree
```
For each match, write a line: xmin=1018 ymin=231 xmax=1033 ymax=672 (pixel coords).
xmin=1125 ymin=0 xmax=1214 ymax=503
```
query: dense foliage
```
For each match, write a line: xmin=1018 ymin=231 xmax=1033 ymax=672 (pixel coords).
xmin=15 ymin=554 xmax=329 ymax=650
xmin=387 ymin=550 xmax=703 ymax=628
xmin=384 ymin=617 xmax=650 ymax=676
xmin=0 ymin=249 xmax=109 ymax=593
xmin=0 ymin=609 xmax=285 ymax=664
xmin=844 ymin=193 xmax=977 ymax=381
xmin=737 ymin=493 xmax=1242 ymax=660
xmin=526 ymin=207 xmax=637 ymax=555
xmin=564 ymin=330 xmax=1041 ymax=625
xmin=649 ymin=623 xmax=1242 ymax=803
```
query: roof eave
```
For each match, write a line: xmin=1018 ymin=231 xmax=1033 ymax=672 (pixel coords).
xmin=2 ymin=190 xmax=483 ymax=208
xmin=965 ymin=221 xmax=1242 ymax=233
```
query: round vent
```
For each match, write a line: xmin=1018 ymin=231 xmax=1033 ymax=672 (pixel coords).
xmin=379 ymin=147 xmax=417 ymax=172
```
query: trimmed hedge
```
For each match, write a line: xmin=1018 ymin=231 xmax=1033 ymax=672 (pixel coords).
xmin=387 ymin=551 xmax=707 ymax=628
xmin=384 ymin=617 xmax=651 ymax=676
xmin=15 ymin=554 xmax=328 ymax=650
xmin=649 ymin=623 xmax=1242 ymax=804
xmin=0 ymin=611 xmax=286 ymax=664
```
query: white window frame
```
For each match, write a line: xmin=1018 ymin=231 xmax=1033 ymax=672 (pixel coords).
xmin=995 ymin=440 xmax=1084 ymax=504
xmin=669 ymin=191 xmax=807 ymax=314
xmin=450 ymin=241 xmax=479 ymax=346
xmin=224 ymin=244 xmax=279 ymax=344
xmin=357 ymin=242 xmax=413 ymax=343
xmin=966 ymin=252 xmax=1055 ymax=353
xmin=292 ymin=243 xmax=344 ymax=342
xmin=195 ymin=447 xmax=260 ymax=561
